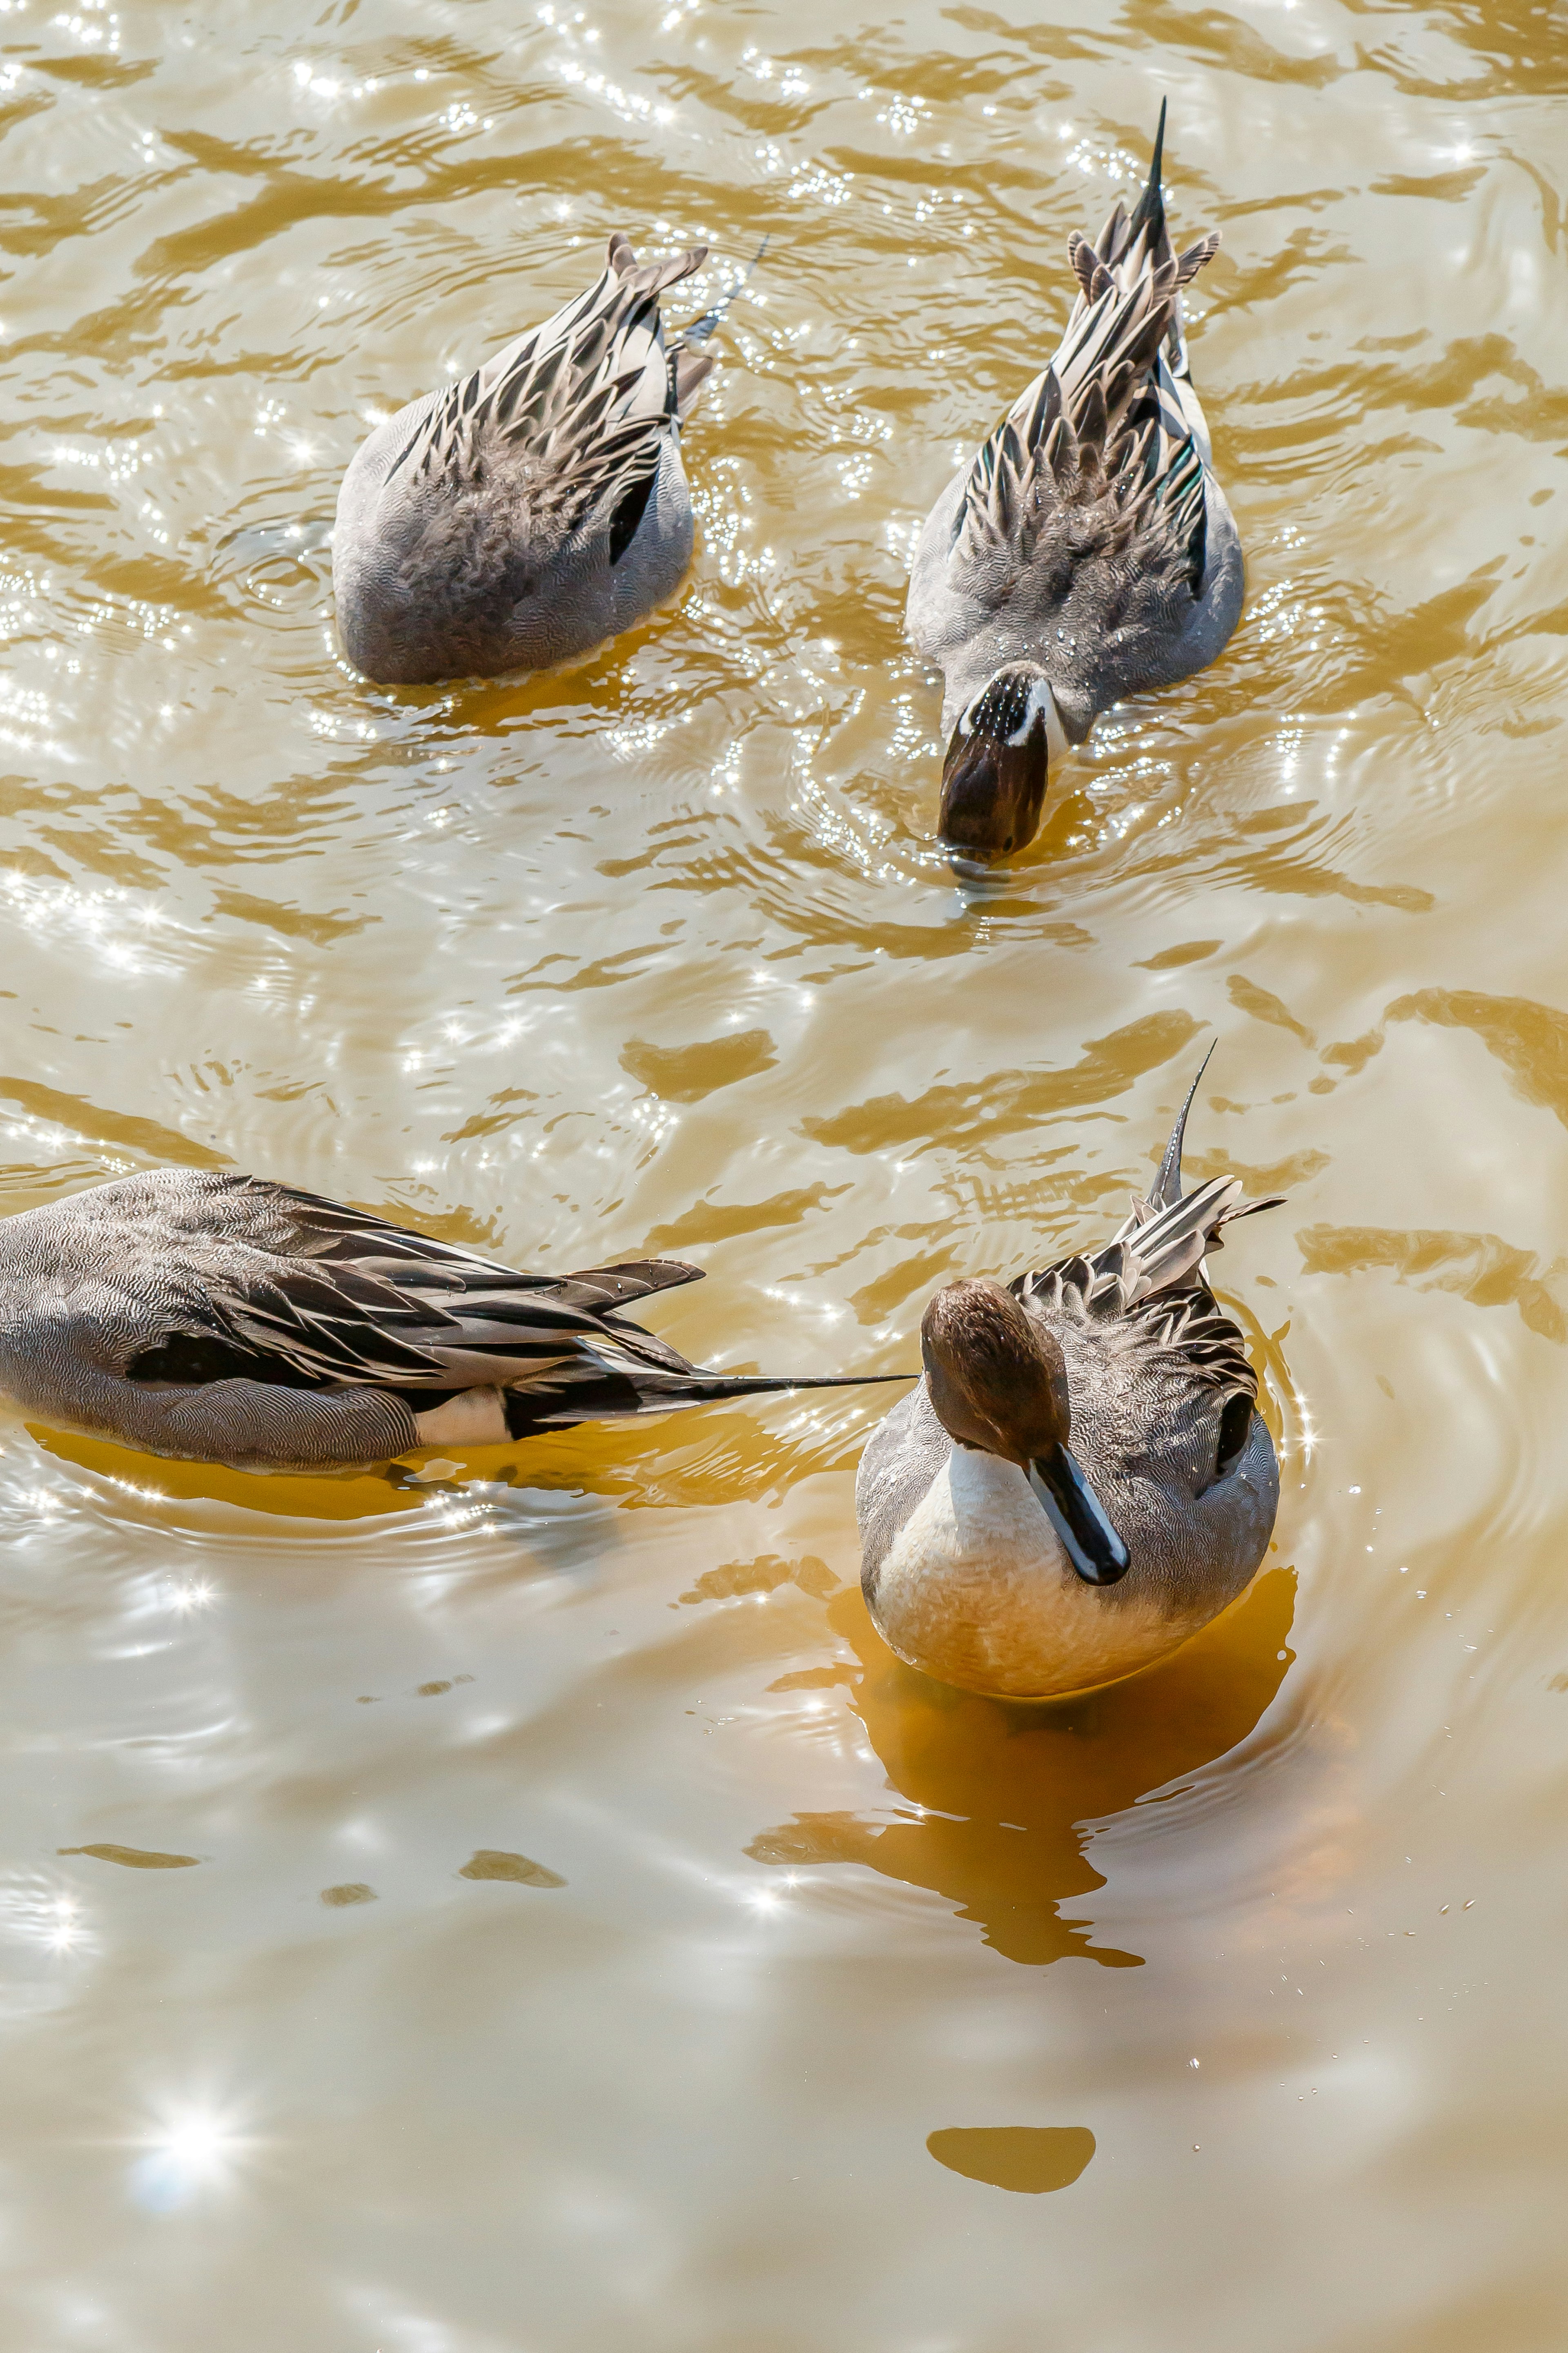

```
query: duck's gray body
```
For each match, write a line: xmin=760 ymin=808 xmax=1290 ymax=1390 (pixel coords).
xmin=856 ymin=1092 xmax=1281 ymax=1698
xmin=0 ymin=1170 xmax=881 ymax=1476
xmin=906 ymin=109 xmax=1244 ymax=746
xmin=333 ymin=234 xmax=715 ymax=686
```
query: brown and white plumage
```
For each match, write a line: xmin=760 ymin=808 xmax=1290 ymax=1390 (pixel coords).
xmin=906 ymin=106 xmax=1245 ymax=861
xmin=333 ymin=233 xmax=717 ymax=685
xmin=0 ymin=1170 xmax=896 ymax=1475
xmin=855 ymin=1062 xmax=1282 ymax=1697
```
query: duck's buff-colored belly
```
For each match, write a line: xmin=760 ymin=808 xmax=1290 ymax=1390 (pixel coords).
xmin=871 ymin=1450 xmax=1192 ymax=1700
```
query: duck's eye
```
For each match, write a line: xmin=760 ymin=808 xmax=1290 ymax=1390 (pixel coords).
xmin=1214 ymin=1392 xmax=1253 ymax=1482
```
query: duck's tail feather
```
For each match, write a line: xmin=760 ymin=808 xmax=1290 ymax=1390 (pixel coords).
xmin=1149 ymin=1043 xmax=1216 ymax=1212
xmin=1125 ymin=96 xmax=1168 ymax=255
xmin=665 ymin=235 xmax=768 ymax=422
xmin=677 ymin=234 xmax=770 ymax=350
xmin=1014 ymin=1055 xmax=1285 ymax=1322
xmin=503 ymin=1365 xmax=909 ymax=1439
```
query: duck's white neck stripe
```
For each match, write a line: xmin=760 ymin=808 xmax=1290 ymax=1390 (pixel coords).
xmin=1036 ymin=680 xmax=1071 ymax=764
xmin=958 ymin=675 xmax=1071 ymax=764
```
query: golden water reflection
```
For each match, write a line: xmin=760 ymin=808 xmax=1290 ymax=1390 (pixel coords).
xmin=750 ymin=1572 xmax=1297 ymax=1966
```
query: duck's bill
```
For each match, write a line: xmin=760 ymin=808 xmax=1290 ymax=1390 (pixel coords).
xmin=937 ymin=726 xmax=1049 ymax=863
xmin=1028 ymin=1446 xmax=1131 ymax=1586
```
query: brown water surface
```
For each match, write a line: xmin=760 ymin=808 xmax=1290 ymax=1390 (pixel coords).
xmin=0 ymin=0 xmax=1564 ymax=2343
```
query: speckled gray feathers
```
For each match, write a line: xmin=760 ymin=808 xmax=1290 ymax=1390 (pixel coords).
xmin=332 ymin=232 xmax=715 ymax=685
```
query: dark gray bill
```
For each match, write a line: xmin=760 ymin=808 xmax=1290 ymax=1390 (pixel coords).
xmin=1028 ymin=1446 xmax=1131 ymax=1586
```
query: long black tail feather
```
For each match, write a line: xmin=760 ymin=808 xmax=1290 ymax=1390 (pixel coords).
xmin=1127 ymin=96 xmax=1168 ymax=250
xmin=505 ymin=1369 xmax=909 ymax=1440
xmin=1151 ymin=1041 xmax=1217 ymax=1211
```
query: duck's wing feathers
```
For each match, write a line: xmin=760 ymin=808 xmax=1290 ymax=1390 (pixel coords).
xmin=1011 ymin=1190 xmax=1265 ymax=1416
xmin=382 ymin=234 xmax=710 ymax=553
xmin=120 ymin=1177 xmax=704 ymax=1394
xmin=124 ymin=1177 xmax=893 ymax=1429
xmin=951 ymin=107 xmax=1221 ymax=619
xmin=1013 ymin=1135 xmax=1281 ymax=1412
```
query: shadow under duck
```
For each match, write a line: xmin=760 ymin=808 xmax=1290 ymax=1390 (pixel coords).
xmin=333 ymin=232 xmax=719 ymax=686
xmin=855 ymin=1066 xmax=1283 ymax=1698
xmin=906 ymin=104 xmax=1243 ymax=861
xmin=0 ymin=1170 xmax=900 ymax=1475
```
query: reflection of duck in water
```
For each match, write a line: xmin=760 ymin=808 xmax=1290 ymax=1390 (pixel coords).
xmin=855 ymin=1064 xmax=1283 ymax=1697
xmin=749 ymin=1564 xmax=1297 ymax=1969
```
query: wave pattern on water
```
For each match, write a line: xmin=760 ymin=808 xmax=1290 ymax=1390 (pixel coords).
xmin=0 ymin=0 xmax=1561 ymax=2344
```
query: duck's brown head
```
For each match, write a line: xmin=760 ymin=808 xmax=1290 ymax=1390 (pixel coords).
xmin=938 ymin=665 xmax=1065 ymax=863
xmin=921 ymin=1278 xmax=1070 ymax=1464
xmin=920 ymin=1278 xmax=1130 ymax=1585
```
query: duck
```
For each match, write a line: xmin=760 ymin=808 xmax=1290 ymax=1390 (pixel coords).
xmin=333 ymin=232 xmax=718 ymax=686
xmin=906 ymin=103 xmax=1243 ymax=861
xmin=0 ymin=1169 xmax=899 ymax=1475
xmin=855 ymin=1062 xmax=1282 ymax=1698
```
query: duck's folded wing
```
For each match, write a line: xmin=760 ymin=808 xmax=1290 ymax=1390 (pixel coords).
xmin=951 ymin=123 xmax=1222 ymax=620
xmin=125 ymin=1180 xmax=903 ymax=1427
xmin=133 ymin=1182 xmax=706 ymax=1394
xmin=381 ymin=234 xmax=708 ymax=552
xmin=1015 ymin=1170 xmax=1282 ymax=1315
xmin=1012 ymin=1173 xmax=1281 ymax=1411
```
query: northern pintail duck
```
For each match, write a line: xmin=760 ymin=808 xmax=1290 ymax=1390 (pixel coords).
xmin=855 ymin=1068 xmax=1281 ymax=1697
xmin=0 ymin=1171 xmax=895 ymax=1475
xmin=334 ymin=233 xmax=717 ymax=686
xmin=906 ymin=105 xmax=1242 ymax=860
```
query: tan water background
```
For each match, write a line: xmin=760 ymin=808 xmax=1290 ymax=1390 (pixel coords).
xmin=0 ymin=0 xmax=1563 ymax=2343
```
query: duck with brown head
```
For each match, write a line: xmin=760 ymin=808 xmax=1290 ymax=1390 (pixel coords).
xmin=920 ymin=1277 xmax=1129 ymax=1586
xmin=907 ymin=103 xmax=1244 ymax=864
xmin=855 ymin=1063 xmax=1283 ymax=1699
xmin=936 ymin=665 xmax=1071 ymax=863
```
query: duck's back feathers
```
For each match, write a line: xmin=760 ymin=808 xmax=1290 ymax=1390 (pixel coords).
xmin=907 ymin=108 xmax=1243 ymax=736
xmin=334 ymin=234 xmax=715 ymax=684
xmin=0 ymin=1171 xmax=894 ymax=1472
xmin=381 ymin=238 xmax=707 ymax=531
xmin=1012 ymin=1063 xmax=1282 ymax=1427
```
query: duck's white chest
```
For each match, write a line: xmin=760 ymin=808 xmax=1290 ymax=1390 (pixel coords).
xmin=870 ymin=1449 xmax=1174 ymax=1700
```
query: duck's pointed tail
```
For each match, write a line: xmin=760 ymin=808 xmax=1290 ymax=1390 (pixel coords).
xmin=1150 ymin=1040 xmax=1214 ymax=1211
xmin=1127 ymin=96 xmax=1168 ymax=253
xmin=677 ymin=234 xmax=770 ymax=350
xmin=503 ymin=1364 xmax=910 ymax=1440
xmin=1103 ymin=1049 xmax=1285 ymax=1295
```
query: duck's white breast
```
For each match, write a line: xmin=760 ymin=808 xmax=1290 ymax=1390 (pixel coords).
xmin=871 ymin=1448 xmax=1187 ymax=1700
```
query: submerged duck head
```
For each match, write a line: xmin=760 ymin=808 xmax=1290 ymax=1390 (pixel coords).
xmin=938 ymin=665 xmax=1066 ymax=863
xmin=921 ymin=1278 xmax=1129 ymax=1586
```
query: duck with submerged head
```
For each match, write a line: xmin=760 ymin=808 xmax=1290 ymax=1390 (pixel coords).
xmin=906 ymin=104 xmax=1243 ymax=862
xmin=333 ymin=232 xmax=723 ymax=687
xmin=0 ymin=1168 xmax=902 ymax=1475
xmin=855 ymin=1062 xmax=1282 ymax=1698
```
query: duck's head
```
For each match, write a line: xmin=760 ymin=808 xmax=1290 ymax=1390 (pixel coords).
xmin=938 ymin=665 xmax=1066 ymax=863
xmin=920 ymin=1279 xmax=1130 ymax=1586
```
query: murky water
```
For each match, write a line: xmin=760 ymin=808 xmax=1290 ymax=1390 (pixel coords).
xmin=0 ymin=0 xmax=1563 ymax=2343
